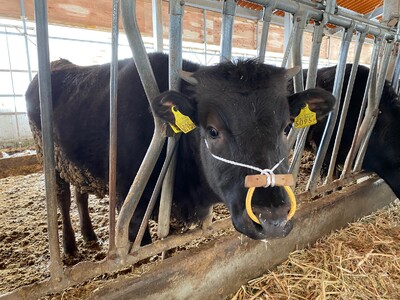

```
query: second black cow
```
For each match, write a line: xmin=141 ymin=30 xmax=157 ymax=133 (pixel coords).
xmin=306 ymin=64 xmax=400 ymax=199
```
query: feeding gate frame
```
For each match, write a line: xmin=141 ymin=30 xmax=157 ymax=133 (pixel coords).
xmin=1 ymin=0 xmax=400 ymax=298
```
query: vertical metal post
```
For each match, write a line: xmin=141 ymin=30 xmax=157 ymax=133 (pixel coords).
xmin=20 ymin=0 xmax=33 ymax=82
xmin=325 ymin=30 xmax=367 ymax=183
xmin=152 ymin=0 xmax=164 ymax=52
xmin=33 ymin=0 xmax=63 ymax=279
xmin=220 ymin=0 xmax=236 ymax=62
xmin=307 ymin=22 xmax=355 ymax=192
xmin=5 ymin=28 xmax=21 ymax=143
xmin=354 ymin=38 xmax=394 ymax=170
xmin=290 ymin=10 xmax=308 ymax=93
xmin=157 ymin=0 xmax=184 ymax=241
xmin=382 ymin=0 xmax=400 ymax=25
xmin=289 ymin=18 xmax=325 ymax=182
xmin=204 ymin=9 xmax=207 ymax=64
xmin=391 ymin=43 xmax=400 ymax=90
xmin=117 ymin=0 xmax=165 ymax=256
xmin=281 ymin=13 xmax=294 ymax=68
xmin=108 ymin=0 xmax=120 ymax=257
xmin=341 ymin=37 xmax=382 ymax=176
xmin=258 ymin=3 xmax=275 ymax=62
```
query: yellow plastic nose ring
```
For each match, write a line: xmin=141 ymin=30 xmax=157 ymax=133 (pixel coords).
xmin=245 ymin=185 xmax=297 ymax=224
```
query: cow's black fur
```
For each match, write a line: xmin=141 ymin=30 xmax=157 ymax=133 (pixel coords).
xmin=306 ymin=64 xmax=400 ymax=198
xmin=26 ymin=53 xmax=335 ymax=254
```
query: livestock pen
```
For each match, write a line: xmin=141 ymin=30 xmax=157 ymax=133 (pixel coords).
xmin=0 ymin=0 xmax=399 ymax=299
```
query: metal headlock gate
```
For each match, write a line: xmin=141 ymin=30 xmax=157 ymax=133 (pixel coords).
xmin=1 ymin=0 xmax=399 ymax=299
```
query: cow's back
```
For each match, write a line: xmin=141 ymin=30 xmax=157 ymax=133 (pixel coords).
xmin=25 ymin=53 xmax=200 ymax=197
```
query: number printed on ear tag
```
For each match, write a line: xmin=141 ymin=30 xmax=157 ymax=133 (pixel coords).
xmin=170 ymin=106 xmax=196 ymax=133
xmin=294 ymin=104 xmax=317 ymax=128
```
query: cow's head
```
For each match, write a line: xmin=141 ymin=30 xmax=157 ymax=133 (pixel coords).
xmin=153 ymin=59 xmax=335 ymax=240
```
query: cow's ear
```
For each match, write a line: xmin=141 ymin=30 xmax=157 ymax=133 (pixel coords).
xmin=152 ymin=90 xmax=197 ymax=125
xmin=288 ymin=88 xmax=336 ymax=120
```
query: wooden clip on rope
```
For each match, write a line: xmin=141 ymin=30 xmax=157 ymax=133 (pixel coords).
xmin=245 ymin=174 xmax=297 ymax=224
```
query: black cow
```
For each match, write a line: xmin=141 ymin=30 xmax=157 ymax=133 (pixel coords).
xmin=25 ymin=53 xmax=335 ymax=255
xmin=306 ymin=64 xmax=400 ymax=199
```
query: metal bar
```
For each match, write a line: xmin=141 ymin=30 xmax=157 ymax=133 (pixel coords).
xmin=20 ymin=0 xmax=33 ymax=82
xmin=354 ymin=38 xmax=394 ymax=171
xmin=0 ymin=112 xmax=28 ymax=115
xmin=248 ymin=0 xmax=393 ymax=37
xmin=0 ymin=94 xmax=25 ymax=97
xmin=291 ymin=10 xmax=308 ymax=93
xmin=33 ymin=0 xmax=63 ymax=280
xmin=203 ymin=9 xmax=207 ymax=64
xmin=307 ymin=23 xmax=355 ymax=193
xmin=383 ymin=0 xmax=400 ymax=24
xmin=220 ymin=0 xmax=236 ymax=62
xmin=117 ymin=0 xmax=166 ymax=256
xmin=341 ymin=37 xmax=382 ymax=176
xmin=157 ymin=0 xmax=185 ymax=241
xmin=108 ymin=0 xmax=120 ymax=257
xmin=285 ymin=8 xmax=309 ymax=177
xmin=281 ymin=13 xmax=295 ymax=68
xmin=133 ymin=136 xmax=179 ymax=250
xmin=365 ymin=6 xmax=383 ymax=20
xmin=289 ymin=19 xmax=325 ymax=184
xmin=185 ymin=0 xmax=261 ymax=21
xmin=288 ymin=0 xmax=336 ymax=176
xmin=325 ymin=30 xmax=367 ymax=183
xmin=391 ymin=43 xmax=400 ymax=90
xmin=5 ymin=28 xmax=21 ymax=143
xmin=152 ymin=0 xmax=163 ymax=52
xmin=258 ymin=2 xmax=275 ymax=62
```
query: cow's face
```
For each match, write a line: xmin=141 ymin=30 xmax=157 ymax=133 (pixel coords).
xmin=153 ymin=60 xmax=335 ymax=240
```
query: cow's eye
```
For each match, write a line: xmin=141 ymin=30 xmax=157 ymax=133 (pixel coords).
xmin=207 ymin=127 xmax=219 ymax=139
xmin=284 ymin=124 xmax=292 ymax=136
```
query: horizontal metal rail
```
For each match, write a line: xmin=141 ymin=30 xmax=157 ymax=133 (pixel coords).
xmin=248 ymin=0 xmax=395 ymax=37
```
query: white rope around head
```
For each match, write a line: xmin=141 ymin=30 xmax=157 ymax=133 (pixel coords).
xmin=204 ymin=139 xmax=285 ymax=188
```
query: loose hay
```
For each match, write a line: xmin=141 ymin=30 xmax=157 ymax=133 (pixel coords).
xmin=231 ymin=199 xmax=400 ymax=300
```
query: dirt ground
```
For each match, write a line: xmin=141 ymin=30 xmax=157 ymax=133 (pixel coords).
xmin=0 ymin=172 xmax=111 ymax=295
xmin=0 ymin=170 xmax=232 ymax=298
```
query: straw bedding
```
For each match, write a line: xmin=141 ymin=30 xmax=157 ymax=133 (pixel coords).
xmin=231 ymin=200 xmax=400 ymax=299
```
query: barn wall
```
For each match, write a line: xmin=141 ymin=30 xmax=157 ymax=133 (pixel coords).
xmin=0 ymin=0 xmax=374 ymax=145
xmin=0 ymin=0 xmax=373 ymax=62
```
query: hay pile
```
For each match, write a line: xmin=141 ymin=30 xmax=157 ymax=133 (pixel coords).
xmin=232 ymin=200 xmax=400 ymax=299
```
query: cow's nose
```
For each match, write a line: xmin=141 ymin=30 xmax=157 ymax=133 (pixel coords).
xmin=259 ymin=216 xmax=293 ymax=237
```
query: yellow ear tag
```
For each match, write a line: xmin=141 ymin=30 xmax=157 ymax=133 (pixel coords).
xmin=170 ymin=106 xmax=196 ymax=134
xmin=294 ymin=104 xmax=317 ymax=128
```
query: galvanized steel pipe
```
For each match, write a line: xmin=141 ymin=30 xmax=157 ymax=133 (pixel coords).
xmin=117 ymin=0 xmax=165 ymax=256
xmin=108 ymin=0 xmax=120 ymax=256
xmin=307 ymin=23 xmax=354 ymax=192
xmin=158 ymin=0 xmax=185 ymax=240
xmin=325 ymin=31 xmax=367 ymax=183
xmin=341 ymin=37 xmax=382 ymax=176
xmin=258 ymin=2 xmax=275 ymax=62
xmin=33 ymin=0 xmax=63 ymax=279
xmin=220 ymin=0 xmax=237 ymax=62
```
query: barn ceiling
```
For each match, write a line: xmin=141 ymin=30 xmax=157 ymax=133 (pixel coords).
xmin=237 ymin=0 xmax=384 ymax=19
xmin=336 ymin=0 xmax=383 ymax=15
